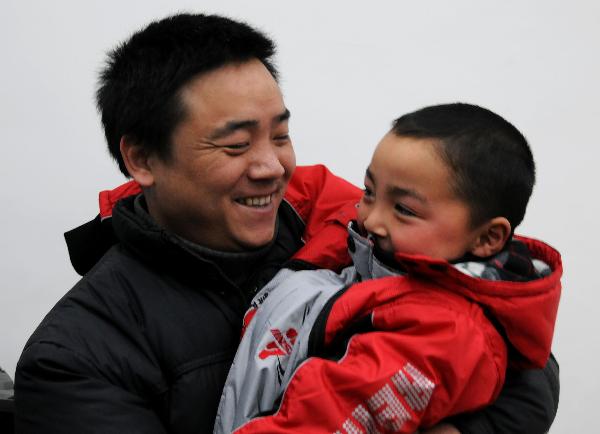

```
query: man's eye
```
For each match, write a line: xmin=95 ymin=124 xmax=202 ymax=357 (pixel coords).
xmin=225 ymin=143 xmax=249 ymax=151
xmin=362 ymin=187 xmax=374 ymax=200
xmin=395 ymin=203 xmax=417 ymax=217
xmin=274 ymin=134 xmax=290 ymax=143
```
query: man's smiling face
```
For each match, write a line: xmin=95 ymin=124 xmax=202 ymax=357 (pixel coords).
xmin=142 ymin=59 xmax=296 ymax=251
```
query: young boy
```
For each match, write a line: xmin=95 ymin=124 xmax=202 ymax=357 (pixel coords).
xmin=214 ymin=103 xmax=562 ymax=434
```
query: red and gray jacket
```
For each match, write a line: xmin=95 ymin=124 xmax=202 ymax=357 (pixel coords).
xmin=215 ymin=223 xmax=562 ymax=434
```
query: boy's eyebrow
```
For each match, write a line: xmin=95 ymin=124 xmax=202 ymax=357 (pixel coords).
xmin=208 ymin=108 xmax=290 ymax=141
xmin=366 ymin=168 xmax=426 ymax=203
xmin=387 ymin=185 xmax=426 ymax=203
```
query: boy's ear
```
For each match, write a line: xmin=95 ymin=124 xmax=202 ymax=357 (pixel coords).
xmin=469 ymin=217 xmax=512 ymax=258
xmin=120 ymin=136 xmax=155 ymax=187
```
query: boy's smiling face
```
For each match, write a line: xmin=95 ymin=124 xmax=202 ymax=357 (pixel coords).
xmin=357 ymin=133 xmax=484 ymax=261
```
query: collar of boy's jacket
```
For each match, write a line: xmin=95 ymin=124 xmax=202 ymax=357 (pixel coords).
xmin=346 ymin=220 xmax=549 ymax=282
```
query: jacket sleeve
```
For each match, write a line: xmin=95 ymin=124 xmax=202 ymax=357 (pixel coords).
xmin=284 ymin=165 xmax=362 ymax=270
xmin=15 ymin=342 xmax=167 ymax=434
xmin=233 ymin=296 xmax=507 ymax=434
xmin=449 ymin=353 xmax=560 ymax=434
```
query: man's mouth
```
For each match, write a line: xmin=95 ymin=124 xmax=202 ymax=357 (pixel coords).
xmin=235 ymin=194 xmax=273 ymax=208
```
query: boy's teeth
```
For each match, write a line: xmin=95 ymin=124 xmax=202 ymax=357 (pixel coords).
xmin=240 ymin=195 xmax=272 ymax=207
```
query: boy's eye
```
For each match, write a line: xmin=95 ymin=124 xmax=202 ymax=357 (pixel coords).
xmin=395 ymin=203 xmax=417 ymax=217
xmin=363 ymin=187 xmax=374 ymax=199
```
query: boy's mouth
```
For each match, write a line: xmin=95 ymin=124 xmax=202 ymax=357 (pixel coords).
xmin=371 ymin=238 xmax=399 ymax=267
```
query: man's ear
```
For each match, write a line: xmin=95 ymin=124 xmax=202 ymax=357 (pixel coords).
xmin=120 ymin=136 xmax=155 ymax=187
xmin=469 ymin=217 xmax=512 ymax=258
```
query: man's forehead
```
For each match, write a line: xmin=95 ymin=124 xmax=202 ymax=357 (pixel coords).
xmin=174 ymin=60 xmax=287 ymax=136
xmin=180 ymin=59 xmax=281 ymax=99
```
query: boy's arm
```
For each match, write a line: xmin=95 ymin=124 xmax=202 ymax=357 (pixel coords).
xmin=445 ymin=353 xmax=559 ymax=434
xmin=233 ymin=281 xmax=508 ymax=433
xmin=284 ymin=165 xmax=361 ymax=234
xmin=284 ymin=165 xmax=362 ymax=270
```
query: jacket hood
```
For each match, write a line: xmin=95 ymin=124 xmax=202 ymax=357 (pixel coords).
xmin=347 ymin=223 xmax=562 ymax=368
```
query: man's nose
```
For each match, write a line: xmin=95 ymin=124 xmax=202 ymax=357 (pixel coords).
xmin=247 ymin=141 xmax=286 ymax=180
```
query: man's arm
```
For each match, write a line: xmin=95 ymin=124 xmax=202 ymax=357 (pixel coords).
xmin=15 ymin=341 xmax=168 ymax=434
xmin=446 ymin=354 xmax=560 ymax=434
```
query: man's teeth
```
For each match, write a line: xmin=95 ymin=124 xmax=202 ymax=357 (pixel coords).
xmin=238 ymin=195 xmax=273 ymax=207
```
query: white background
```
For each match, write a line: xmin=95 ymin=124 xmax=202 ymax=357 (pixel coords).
xmin=2 ymin=1 xmax=598 ymax=432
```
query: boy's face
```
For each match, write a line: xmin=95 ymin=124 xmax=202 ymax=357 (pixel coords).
xmin=357 ymin=133 xmax=483 ymax=261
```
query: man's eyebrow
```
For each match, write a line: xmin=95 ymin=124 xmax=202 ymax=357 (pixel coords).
xmin=207 ymin=109 xmax=290 ymax=141
xmin=365 ymin=168 xmax=374 ymax=183
xmin=275 ymin=108 xmax=291 ymax=123
xmin=208 ymin=120 xmax=259 ymax=141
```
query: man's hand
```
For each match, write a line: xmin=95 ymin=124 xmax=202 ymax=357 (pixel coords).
xmin=421 ymin=423 xmax=461 ymax=434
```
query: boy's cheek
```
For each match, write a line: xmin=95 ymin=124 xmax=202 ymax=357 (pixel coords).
xmin=355 ymin=204 xmax=369 ymax=236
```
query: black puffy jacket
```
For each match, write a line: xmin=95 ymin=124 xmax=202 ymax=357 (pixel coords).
xmin=15 ymin=166 xmax=360 ymax=433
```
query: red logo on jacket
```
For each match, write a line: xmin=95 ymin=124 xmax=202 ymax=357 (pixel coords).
xmin=258 ymin=328 xmax=298 ymax=359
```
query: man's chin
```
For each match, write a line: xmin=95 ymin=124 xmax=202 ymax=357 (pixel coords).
xmin=235 ymin=228 xmax=276 ymax=251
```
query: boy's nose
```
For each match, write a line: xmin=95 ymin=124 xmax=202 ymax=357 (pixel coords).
xmin=363 ymin=210 xmax=388 ymax=238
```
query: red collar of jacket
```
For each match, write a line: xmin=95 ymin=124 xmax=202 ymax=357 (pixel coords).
xmin=351 ymin=236 xmax=562 ymax=369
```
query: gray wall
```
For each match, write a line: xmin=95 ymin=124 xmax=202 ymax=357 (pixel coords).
xmin=2 ymin=1 xmax=598 ymax=432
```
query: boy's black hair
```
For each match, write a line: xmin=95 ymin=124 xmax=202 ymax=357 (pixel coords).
xmin=96 ymin=13 xmax=278 ymax=176
xmin=391 ymin=103 xmax=535 ymax=230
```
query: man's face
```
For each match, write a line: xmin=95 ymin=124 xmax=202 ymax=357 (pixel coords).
xmin=144 ymin=59 xmax=296 ymax=251
xmin=357 ymin=133 xmax=481 ymax=261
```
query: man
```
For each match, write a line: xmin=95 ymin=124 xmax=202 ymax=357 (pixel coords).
xmin=15 ymin=13 xmax=559 ymax=434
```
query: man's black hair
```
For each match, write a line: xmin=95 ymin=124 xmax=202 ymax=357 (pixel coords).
xmin=96 ymin=13 xmax=278 ymax=176
xmin=391 ymin=103 xmax=535 ymax=230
